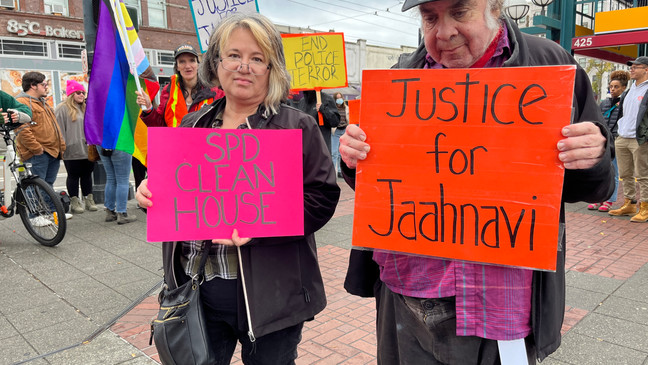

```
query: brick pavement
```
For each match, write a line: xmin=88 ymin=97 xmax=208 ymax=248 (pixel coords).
xmin=111 ymin=244 xmax=377 ymax=364
xmin=565 ymin=210 xmax=648 ymax=279
xmin=111 ymin=182 xmax=648 ymax=364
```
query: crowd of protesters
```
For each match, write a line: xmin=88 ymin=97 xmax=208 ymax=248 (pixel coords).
xmin=2 ymin=4 xmax=645 ymax=363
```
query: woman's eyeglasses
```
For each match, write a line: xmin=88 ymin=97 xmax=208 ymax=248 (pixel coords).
xmin=74 ymin=91 xmax=86 ymax=96
xmin=219 ymin=57 xmax=270 ymax=76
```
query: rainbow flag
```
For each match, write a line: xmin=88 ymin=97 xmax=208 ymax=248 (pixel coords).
xmin=84 ymin=0 xmax=157 ymax=166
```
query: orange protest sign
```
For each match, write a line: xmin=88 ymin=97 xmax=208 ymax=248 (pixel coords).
xmin=347 ymin=99 xmax=360 ymax=124
xmin=352 ymin=66 xmax=577 ymax=271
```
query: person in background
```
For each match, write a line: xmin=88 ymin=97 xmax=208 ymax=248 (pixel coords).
xmin=588 ymin=70 xmax=629 ymax=212
xmin=608 ymin=57 xmax=648 ymax=221
xmin=1 ymin=90 xmax=32 ymax=123
xmin=136 ymin=13 xmax=339 ymax=364
xmin=285 ymin=90 xmax=302 ymax=108
xmin=339 ymin=0 xmax=613 ymax=363
xmin=131 ymin=157 xmax=147 ymax=191
xmin=331 ymin=92 xmax=349 ymax=178
xmin=1 ymin=90 xmax=32 ymax=157
xmin=136 ymin=44 xmax=224 ymax=127
xmin=97 ymin=145 xmax=136 ymax=224
xmin=297 ymin=90 xmax=339 ymax=155
xmin=55 ymin=80 xmax=98 ymax=215
xmin=15 ymin=72 xmax=72 ymax=222
xmin=15 ymin=72 xmax=66 ymax=187
xmin=135 ymin=44 xmax=224 ymax=192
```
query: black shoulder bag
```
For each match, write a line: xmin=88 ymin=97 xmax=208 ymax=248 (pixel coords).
xmin=151 ymin=241 xmax=216 ymax=365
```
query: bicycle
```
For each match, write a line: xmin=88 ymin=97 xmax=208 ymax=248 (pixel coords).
xmin=1 ymin=112 xmax=67 ymax=246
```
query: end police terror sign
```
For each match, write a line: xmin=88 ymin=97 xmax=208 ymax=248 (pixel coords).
xmin=282 ymin=33 xmax=348 ymax=91
xmin=189 ymin=0 xmax=259 ymax=53
xmin=353 ymin=66 xmax=577 ymax=271
xmin=146 ymin=128 xmax=304 ymax=242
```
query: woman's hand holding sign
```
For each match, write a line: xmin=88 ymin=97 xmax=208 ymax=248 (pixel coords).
xmin=136 ymin=179 xmax=153 ymax=208
xmin=557 ymin=122 xmax=606 ymax=170
xmin=340 ymin=124 xmax=371 ymax=169
xmin=212 ymin=229 xmax=251 ymax=247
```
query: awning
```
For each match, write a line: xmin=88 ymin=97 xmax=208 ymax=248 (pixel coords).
xmin=572 ymin=29 xmax=648 ymax=64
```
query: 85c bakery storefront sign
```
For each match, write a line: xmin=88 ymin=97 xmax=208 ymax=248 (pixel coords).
xmin=6 ymin=19 xmax=84 ymax=40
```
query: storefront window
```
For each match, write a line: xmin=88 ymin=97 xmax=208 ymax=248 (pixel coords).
xmin=0 ymin=38 xmax=48 ymax=57
xmin=57 ymin=42 xmax=85 ymax=59
xmin=148 ymin=0 xmax=167 ymax=28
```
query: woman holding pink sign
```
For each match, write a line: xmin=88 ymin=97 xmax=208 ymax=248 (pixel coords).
xmin=136 ymin=13 xmax=339 ymax=365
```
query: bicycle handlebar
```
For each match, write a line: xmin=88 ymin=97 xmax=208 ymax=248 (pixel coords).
xmin=5 ymin=109 xmax=32 ymax=124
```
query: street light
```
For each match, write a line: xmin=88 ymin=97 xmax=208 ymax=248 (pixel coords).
xmin=504 ymin=0 xmax=530 ymax=23
xmin=531 ymin=0 xmax=555 ymax=16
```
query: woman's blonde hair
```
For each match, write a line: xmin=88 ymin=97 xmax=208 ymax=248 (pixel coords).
xmin=62 ymin=94 xmax=85 ymax=121
xmin=199 ymin=13 xmax=290 ymax=115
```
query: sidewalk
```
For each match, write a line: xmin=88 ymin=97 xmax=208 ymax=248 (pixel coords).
xmin=1 ymin=181 xmax=647 ymax=364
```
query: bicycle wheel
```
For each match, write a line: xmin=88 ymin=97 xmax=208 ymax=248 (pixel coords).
xmin=16 ymin=177 xmax=67 ymax=246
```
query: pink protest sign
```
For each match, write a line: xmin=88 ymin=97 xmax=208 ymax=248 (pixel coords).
xmin=146 ymin=128 xmax=304 ymax=242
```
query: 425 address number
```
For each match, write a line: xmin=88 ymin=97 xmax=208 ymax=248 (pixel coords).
xmin=573 ymin=37 xmax=593 ymax=48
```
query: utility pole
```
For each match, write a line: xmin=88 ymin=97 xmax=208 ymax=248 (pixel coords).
xmin=82 ymin=0 xmax=107 ymax=204
xmin=82 ymin=0 xmax=100 ymax=75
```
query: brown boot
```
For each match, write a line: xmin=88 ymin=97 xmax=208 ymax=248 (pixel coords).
xmin=117 ymin=212 xmax=137 ymax=225
xmin=105 ymin=208 xmax=117 ymax=222
xmin=630 ymin=202 xmax=648 ymax=222
xmin=609 ymin=199 xmax=637 ymax=216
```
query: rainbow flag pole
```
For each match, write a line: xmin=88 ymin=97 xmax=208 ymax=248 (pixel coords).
xmin=109 ymin=0 xmax=145 ymax=104
xmin=84 ymin=0 xmax=157 ymax=166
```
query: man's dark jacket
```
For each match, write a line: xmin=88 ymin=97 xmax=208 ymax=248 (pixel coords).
xmin=342 ymin=17 xmax=614 ymax=361
xmin=297 ymin=90 xmax=340 ymax=153
xmin=160 ymin=98 xmax=340 ymax=339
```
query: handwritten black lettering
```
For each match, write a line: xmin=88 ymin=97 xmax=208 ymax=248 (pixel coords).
xmin=385 ymin=75 xmax=548 ymax=125
xmin=388 ymin=78 xmax=420 ymax=118
xmin=519 ymin=84 xmax=547 ymax=125
xmin=426 ymin=133 xmax=487 ymax=175
xmin=368 ymin=179 xmax=402 ymax=236
xmin=369 ymin=181 xmax=537 ymax=251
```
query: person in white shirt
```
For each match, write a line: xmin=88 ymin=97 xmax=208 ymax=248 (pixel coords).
xmin=609 ymin=56 xmax=648 ymax=222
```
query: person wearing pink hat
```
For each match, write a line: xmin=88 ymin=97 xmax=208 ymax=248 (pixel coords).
xmin=55 ymin=80 xmax=98 ymax=215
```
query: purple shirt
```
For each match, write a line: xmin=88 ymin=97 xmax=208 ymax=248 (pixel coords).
xmin=375 ymin=23 xmax=534 ymax=341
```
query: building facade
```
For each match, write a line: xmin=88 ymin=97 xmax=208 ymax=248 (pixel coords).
xmin=0 ymin=0 xmax=198 ymax=104
xmin=0 ymin=0 xmax=418 ymax=105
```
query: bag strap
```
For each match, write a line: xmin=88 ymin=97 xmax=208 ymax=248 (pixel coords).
xmin=603 ymin=104 xmax=616 ymax=119
xmin=195 ymin=240 xmax=213 ymax=280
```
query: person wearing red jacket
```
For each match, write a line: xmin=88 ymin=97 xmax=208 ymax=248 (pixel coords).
xmin=133 ymin=44 xmax=224 ymax=190
xmin=136 ymin=44 xmax=224 ymax=127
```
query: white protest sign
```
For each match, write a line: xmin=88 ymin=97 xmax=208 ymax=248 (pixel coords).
xmin=188 ymin=0 xmax=259 ymax=53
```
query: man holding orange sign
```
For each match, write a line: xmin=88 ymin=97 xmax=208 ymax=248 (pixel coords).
xmin=340 ymin=0 xmax=614 ymax=364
